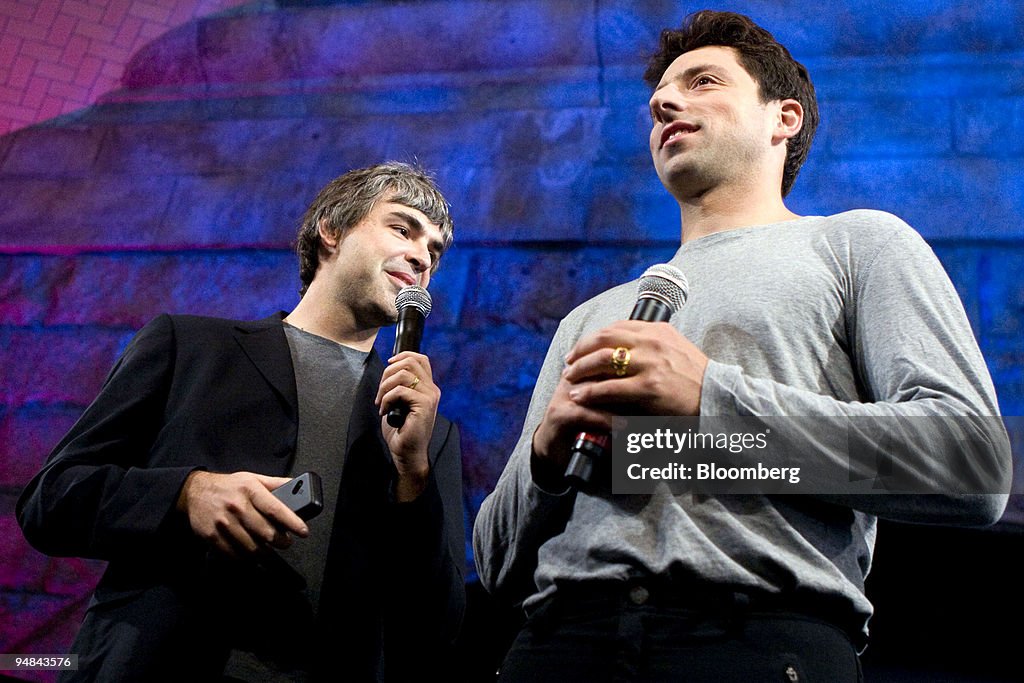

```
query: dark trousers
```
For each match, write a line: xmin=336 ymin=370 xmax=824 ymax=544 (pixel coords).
xmin=498 ymin=582 xmax=863 ymax=683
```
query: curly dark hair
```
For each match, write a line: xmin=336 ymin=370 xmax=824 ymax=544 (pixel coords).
xmin=295 ymin=162 xmax=454 ymax=297
xmin=643 ymin=10 xmax=818 ymax=197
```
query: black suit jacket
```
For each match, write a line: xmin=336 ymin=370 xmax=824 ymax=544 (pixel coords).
xmin=17 ymin=313 xmax=465 ymax=682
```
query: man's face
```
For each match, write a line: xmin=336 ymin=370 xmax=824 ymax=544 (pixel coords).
xmin=648 ymin=45 xmax=779 ymax=197
xmin=318 ymin=197 xmax=445 ymax=330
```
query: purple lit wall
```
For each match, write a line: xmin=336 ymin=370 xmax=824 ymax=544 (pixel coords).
xmin=1 ymin=1 xmax=1022 ymax=681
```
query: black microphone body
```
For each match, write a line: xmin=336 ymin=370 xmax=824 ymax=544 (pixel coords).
xmin=627 ymin=297 xmax=674 ymax=324
xmin=386 ymin=286 xmax=431 ymax=428
xmin=393 ymin=307 xmax=426 ymax=358
xmin=564 ymin=264 xmax=688 ymax=486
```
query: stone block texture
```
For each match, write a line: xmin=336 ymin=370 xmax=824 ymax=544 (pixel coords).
xmin=1 ymin=0 xmax=1022 ymax=669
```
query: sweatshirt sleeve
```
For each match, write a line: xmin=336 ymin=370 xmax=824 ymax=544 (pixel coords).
xmin=700 ymin=225 xmax=1011 ymax=525
xmin=472 ymin=319 xmax=579 ymax=602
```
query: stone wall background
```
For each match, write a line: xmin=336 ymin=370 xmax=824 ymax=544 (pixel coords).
xmin=1 ymin=1 xmax=1021 ymax=680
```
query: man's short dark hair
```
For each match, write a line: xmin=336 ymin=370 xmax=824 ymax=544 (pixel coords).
xmin=295 ymin=161 xmax=454 ymax=296
xmin=643 ymin=10 xmax=819 ymax=197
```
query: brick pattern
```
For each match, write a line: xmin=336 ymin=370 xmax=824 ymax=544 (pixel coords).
xmin=0 ymin=0 xmax=248 ymax=135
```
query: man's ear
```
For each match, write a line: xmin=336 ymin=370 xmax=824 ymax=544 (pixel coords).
xmin=318 ymin=218 xmax=339 ymax=251
xmin=774 ymin=98 xmax=804 ymax=143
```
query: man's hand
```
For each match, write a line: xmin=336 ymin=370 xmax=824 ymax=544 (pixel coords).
xmin=563 ymin=320 xmax=708 ymax=415
xmin=533 ymin=320 xmax=709 ymax=472
xmin=176 ymin=471 xmax=309 ymax=557
xmin=375 ymin=351 xmax=439 ymax=502
xmin=532 ymin=376 xmax=616 ymax=471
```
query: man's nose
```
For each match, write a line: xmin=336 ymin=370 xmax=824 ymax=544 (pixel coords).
xmin=651 ymin=89 xmax=684 ymax=118
xmin=407 ymin=241 xmax=430 ymax=273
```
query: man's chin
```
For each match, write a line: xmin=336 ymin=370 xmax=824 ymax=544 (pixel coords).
xmin=354 ymin=301 xmax=397 ymax=332
xmin=659 ymin=165 xmax=716 ymax=199
xmin=378 ymin=303 xmax=399 ymax=325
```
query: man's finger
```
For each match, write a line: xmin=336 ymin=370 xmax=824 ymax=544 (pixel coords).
xmin=250 ymin=483 xmax=309 ymax=537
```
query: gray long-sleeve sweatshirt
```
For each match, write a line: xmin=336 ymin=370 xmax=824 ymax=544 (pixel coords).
xmin=473 ymin=210 xmax=1011 ymax=641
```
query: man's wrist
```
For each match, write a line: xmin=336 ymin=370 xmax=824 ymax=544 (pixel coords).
xmin=176 ymin=470 xmax=204 ymax=513
xmin=530 ymin=451 xmax=569 ymax=493
xmin=394 ymin=464 xmax=430 ymax=502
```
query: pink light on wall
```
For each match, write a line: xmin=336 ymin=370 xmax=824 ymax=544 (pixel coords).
xmin=0 ymin=0 xmax=251 ymax=136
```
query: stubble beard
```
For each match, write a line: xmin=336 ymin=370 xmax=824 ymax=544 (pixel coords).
xmin=659 ymin=148 xmax=718 ymax=199
xmin=338 ymin=276 xmax=399 ymax=332
xmin=658 ymin=132 xmax=764 ymax=200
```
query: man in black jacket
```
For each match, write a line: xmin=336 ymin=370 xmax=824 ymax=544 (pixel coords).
xmin=17 ymin=162 xmax=465 ymax=682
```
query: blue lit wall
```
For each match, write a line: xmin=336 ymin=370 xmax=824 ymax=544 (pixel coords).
xmin=0 ymin=1 xmax=1021 ymax=676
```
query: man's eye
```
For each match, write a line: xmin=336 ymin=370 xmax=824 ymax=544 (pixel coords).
xmin=392 ymin=226 xmax=409 ymax=236
xmin=693 ymin=76 xmax=714 ymax=88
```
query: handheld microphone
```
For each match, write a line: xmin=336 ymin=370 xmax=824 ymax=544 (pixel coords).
xmin=564 ymin=264 xmax=689 ymax=486
xmin=386 ymin=285 xmax=432 ymax=428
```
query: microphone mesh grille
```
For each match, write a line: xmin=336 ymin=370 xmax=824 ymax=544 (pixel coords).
xmin=638 ymin=264 xmax=689 ymax=313
xmin=395 ymin=285 xmax=432 ymax=317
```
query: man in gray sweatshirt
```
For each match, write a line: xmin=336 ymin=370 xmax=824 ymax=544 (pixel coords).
xmin=473 ymin=10 xmax=1011 ymax=682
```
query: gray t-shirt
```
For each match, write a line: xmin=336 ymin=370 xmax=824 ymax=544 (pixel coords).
xmin=473 ymin=210 xmax=1010 ymax=642
xmin=281 ymin=323 xmax=370 ymax=611
xmin=223 ymin=323 xmax=369 ymax=682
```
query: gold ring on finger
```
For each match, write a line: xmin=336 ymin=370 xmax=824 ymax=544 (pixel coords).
xmin=610 ymin=346 xmax=632 ymax=377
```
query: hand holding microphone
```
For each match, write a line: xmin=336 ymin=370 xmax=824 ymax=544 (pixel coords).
xmin=386 ymin=285 xmax=432 ymax=428
xmin=376 ymin=285 xmax=441 ymax=501
xmin=557 ymin=264 xmax=693 ymax=487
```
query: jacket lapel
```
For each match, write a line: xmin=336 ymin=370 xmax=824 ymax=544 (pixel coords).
xmin=233 ymin=314 xmax=298 ymax=421
xmin=346 ymin=349 xmax=388 ymax=462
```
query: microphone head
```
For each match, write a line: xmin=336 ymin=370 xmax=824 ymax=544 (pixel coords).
xmin=638 ymin=264 xmax=689 ymax=313
xmin=395 ymin=285 xmax=432 ymax=318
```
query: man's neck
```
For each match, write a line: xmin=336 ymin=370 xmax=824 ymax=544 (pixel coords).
xmin=285 ymin=289 xmax=378 ymax=352
xmin=676 ymin=182 xmax=801 ymax=243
